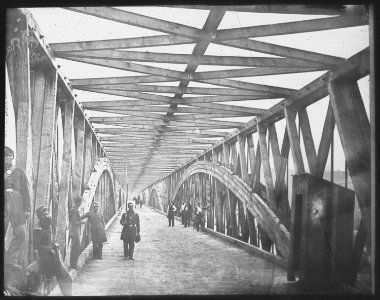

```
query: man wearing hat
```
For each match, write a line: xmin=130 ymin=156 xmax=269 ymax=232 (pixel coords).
xmin=81 ymin=202 xmax=106 ymax=259
xmin=4 ymin=146 xmax=31 ymax=266
xmin=120 ymin=201 xmax=140 ymax=260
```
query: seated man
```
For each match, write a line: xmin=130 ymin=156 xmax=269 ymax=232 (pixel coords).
xmin=34 ymin=206 xmax=72 ymax=295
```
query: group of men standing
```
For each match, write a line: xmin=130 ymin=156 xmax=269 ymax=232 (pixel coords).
xmin=4 ymin=145 xmax=108 ymax=295
xmin=68 ymin=198 xmax=107 ymax=270
xmin=167 ymin=199 xmax=210 ymax=231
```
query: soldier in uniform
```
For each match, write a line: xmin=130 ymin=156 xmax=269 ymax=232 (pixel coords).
xmin=4 ymin=146 xmax=31 ymax=266
xmin=81 ymin=202 xmax=106 ymax=260
xmin=120 ymin=201 xmax=140 ymax=260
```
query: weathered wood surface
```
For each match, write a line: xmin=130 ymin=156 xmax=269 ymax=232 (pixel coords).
xmin=169 ymin=161 xmax=290 ymax=258
xmin=72 ymin=107 xmax=85 ymax=196
xmin=56 ymin=98 xmax=74 ymax=255
xmin=6 ymin=9 xmax=34 ymax=268
xmin=328 ymin=78 xmax=371 ymax=281
xmin=284 ymin=107 xmax=305 ymax=174
xmin=33 ymin=67 xmax=58 ymax=216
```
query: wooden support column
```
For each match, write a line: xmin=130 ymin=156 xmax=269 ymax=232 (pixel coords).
xmin=97 ymin=142 xmax=102 ymax=158
xmin=33 ymin=66 xmax=58 ymax=222
xmin=229 ymin=191 xmax=238 ymax=238
xmin=92 ymin=133 xmax=98 ymax=166
xmin=257 ymin=123 xmax=276 ymax=252
xmin=56 ymin=97 xmax=74 ymax=257
xmin=230 ymin=143 xmax=238 ymax=175
xmin=195 ymin=173 xmax=200 ymax=201
xmin=298 ymin=107 xmax=317 ymax=173
xmin=257 ymin=122 xmax=277 ymax=210
xmin=229 ymin=143 xmax=239 ymax=237
xmin=31 ymin=68 xmax=46 ymax=195
xmin=268 ymin=123 xmax=291 ymax=229
xmin=237 ymin=134 xmax=250 ymax=242
xmin=72 ymin=106 xmax=85 ymax=197
xmin=212 ymin=149 xmax=223 ymax=233
xmin=246 ymin=135 xmax=258 ymax=246
xmin=51 ymin=138 xmax=60 ymax=239
xmin=285 ymin=106 xmax=305 ymax=174
xmin=273 ymin=127 xmax=291 ymax=230
xmin=82 ymin=123 xmax=93 ymax=191
xmin=252 ymin=136 xmax=262 ymax=193
xmin=314 ymin=103 xmax=335 ymax=178
xmin=222 ymin=142 xmax=232 ymax=236
xmin=6 ymin=9 xmax=34 ymax=267
xmin=274 ymin=128 xmax=290 ymax=195
xmin=237 ymin=134 xmax=249 ymax=183
xmin=328 ymin=76 xmax=371 ymax=282
xmin=105 ymin=174 xmax=109 ymax=220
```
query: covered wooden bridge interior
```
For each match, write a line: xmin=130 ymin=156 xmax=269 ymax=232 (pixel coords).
xmin=4 ymin=4 xmax=375 ymax=295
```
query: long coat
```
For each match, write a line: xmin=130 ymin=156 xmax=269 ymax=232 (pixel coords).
xmin=120 ymin=211 xmax=140 ymax=242
xmin=83 ymin=210 xmax=106 ymax=244
xmin=4 ymin=166 xmax=30 ymax=227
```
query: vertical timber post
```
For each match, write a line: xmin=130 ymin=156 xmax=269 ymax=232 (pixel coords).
xmin=56 ymin=96 xmax=74 ymax=257
xmin=72 ymin=106 xmax=85 ymax=197
xmin=328 ymin=74 xmax=371 ymax=283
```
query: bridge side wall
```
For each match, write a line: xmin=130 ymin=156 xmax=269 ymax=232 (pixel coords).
xmin=5 ymin=9 xmax=128 ymax=283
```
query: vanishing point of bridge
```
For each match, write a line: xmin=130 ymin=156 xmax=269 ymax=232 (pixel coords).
xmin=4 ymin=5 xmax=374 ymax=296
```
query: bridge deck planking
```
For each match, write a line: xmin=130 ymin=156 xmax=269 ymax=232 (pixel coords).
xmin=64 ymin=206 xmax=296 ymax=295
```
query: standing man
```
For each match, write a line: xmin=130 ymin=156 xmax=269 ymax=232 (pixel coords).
xmin=194 ymin=201 xmax=203 ymax=232
xmin=68 ymin=196 xmax=82 ymax=270
xmin=4 ymin=146 xmax=31 ymax=266
xmin=194 ymin=200 xmax=210 ymax=232
xmin=132 ymin=196 xmax=137 ymax=208
xmin=120 ymin=201 xmax=140 ymax=260
xmin=180 ymin=201 xmax=186 ymax=225
xmin=167 ymin=200 xmax=176 ymax=227
xmin=138 ymin=195 xmax=142 ymax=208
xmin=184 ymin=201 xmax=193 ymax=228
xmin=81 ymin=202 xmax=106 ymax=260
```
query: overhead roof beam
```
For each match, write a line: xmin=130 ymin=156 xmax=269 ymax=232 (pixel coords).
xmin=215 ymin=15 xmax=368 ymax=40
xmin=63 ymin=7 xmax=357 ymax=66
xmin=58 ymin=49 xmax=327 ymax=68
xmin=79 ymin=83 xmax=283 ymax=96
xmin=70 ymin=65 xmax=325 ymax=87
xmin=82 ymin=100 xmax=266 ymax=115
xmin=158 ymin=5 xmax=348 ymax=15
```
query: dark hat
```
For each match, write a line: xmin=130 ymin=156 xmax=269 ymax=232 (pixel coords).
xmin=4 ymin=146 xmax=14 ymax=157
xmin=36 ymin=206 xmax=48 ymax=218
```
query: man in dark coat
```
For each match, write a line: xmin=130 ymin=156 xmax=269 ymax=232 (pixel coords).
xmin=167 ymin=200 xmax=176 ymax=227
xmin=184 ymin=201 xmax=193 ymax=228
xmin=81 ymin=202 xmax=106 ymax=259
xmin=120 ymin=202 xmax=140 ymax=260
xmin=194 ymin=200 xmax=210 ymax=232
xmin=68 ymin=196 xmax=82 ymax=269
xmin=4 ymin=146 xmax=31 ymax=266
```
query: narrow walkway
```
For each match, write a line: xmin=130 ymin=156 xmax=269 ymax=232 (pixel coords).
xmin=65 ymin=206 xmax=294 ymax=295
